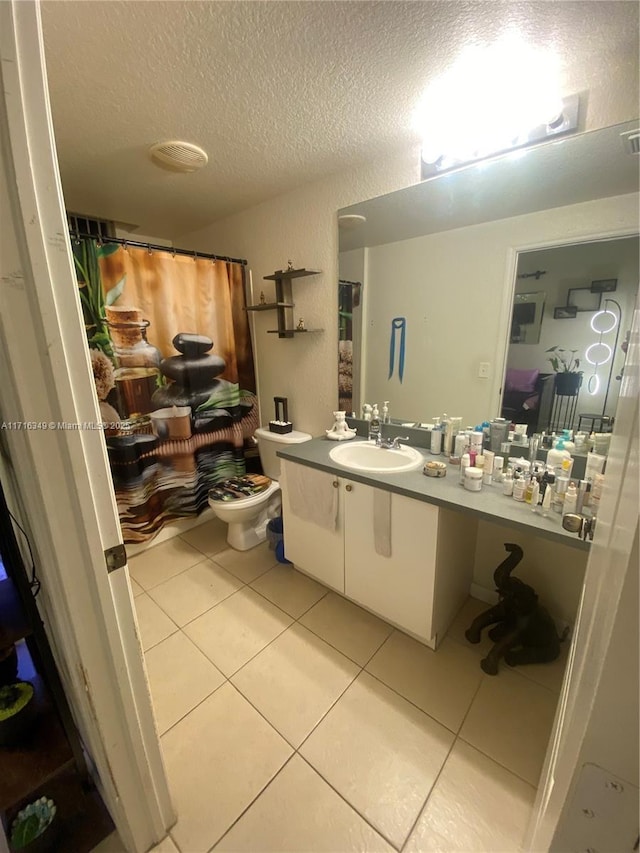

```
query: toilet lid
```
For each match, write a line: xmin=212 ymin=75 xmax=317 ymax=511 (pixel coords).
xmin=208 ymin=474 xmax=272 ymax=502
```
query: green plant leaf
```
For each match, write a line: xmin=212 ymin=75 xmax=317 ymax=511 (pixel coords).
xmin=11 ymin=813 xmax=40 ymax=849
xmin=105 ymin=277 xmax=126 ymax=306
xmin=97 ymin=242 xmax=120 ymax=258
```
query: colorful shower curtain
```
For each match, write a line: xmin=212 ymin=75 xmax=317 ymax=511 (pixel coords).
xmin=338 ymin=280 xmax=360 ymax=412
xmin=73 ymin=237 xmax=258 ymax=543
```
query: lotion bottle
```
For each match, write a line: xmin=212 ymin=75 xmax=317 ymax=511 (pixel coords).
xmin=502 ymin=469 xmax=514 ymax=496
xmin=563 ymin=481 xmax=578 ymax=515
xmin=530 ymin=478 xmax=540 ymax=511
xmin=513 ymin=475 xmax=526 ymax=501
xmin=459 ymin=452 xmax=470 ymax=485
xmin=382 ymin=401 xmax=391 ymax=424
xmin=430 ymin=425 xmax=442 ymax=455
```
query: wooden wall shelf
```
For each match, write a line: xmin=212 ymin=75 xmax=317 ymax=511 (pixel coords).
xmin=247 ymin=267 xmax=322 ymax=338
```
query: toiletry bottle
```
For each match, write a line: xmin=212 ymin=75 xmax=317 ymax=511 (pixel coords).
xmin=541 ymin=482 xmax=552 ymax=517
xmin=464 ymin=466 xmax=483 ymax=492
xmin=563 ymin=481 xmax=578 ymax=515
xmin=368 ymin=404 xmax=381 ymax=442
xmin=576 ymin=480 xmax=590 ymax=514
xmin=512 ymin=474 xmax=526 ymax=502
xmin=492 ymin=456 xmax=504 ymax=483
xmin=502 ymin=469 xmax=514 ymax=496
xmin=530 ymin=477 xmax=540 ymax=511
xmin=362 ymin=403 xmax=372 ymax=421
xmin=560 ymin=429 xmax=576 ymax=454
xmin=483 ymin=450 xmax=495 ymax=485
xmin=584 ymin=452 xmax=606 ymax=482
xmin=430 ymin=424 xmax=442 ymax=455
xmin=524 ymin=474 xmax=535 ymax=504
xmin=591 ymin=473 xmax=605 ymax=512
xmin=442 ymin=415 xmax=454 ymax=456
xmin=547 ymin=438 xmax=571 ymax=471
xmin=561 ymin=456 xmax=574 ymax=481
xmin=459 ymin=452 xmax=470 ymax=485
xmin=382 ymin=401 xmax=390 ymax=424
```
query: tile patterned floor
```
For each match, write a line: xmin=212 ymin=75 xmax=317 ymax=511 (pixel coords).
xmin=101 ymin=518 xmax=569 ymax=853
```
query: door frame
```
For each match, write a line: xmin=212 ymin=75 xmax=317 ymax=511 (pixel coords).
xmin=0 ymin=2 xmax=174 ymax=850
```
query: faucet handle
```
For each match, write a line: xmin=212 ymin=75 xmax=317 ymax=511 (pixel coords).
xmin=392 ymin=436 xmax=410 ymax=449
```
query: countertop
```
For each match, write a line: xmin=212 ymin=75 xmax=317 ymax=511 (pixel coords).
xmin=277 ymin=438 xmax=590 ymax=551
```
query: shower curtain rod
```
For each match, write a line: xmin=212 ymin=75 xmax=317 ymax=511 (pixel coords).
xmin=68 ymin=230 xmax=247 ymax=266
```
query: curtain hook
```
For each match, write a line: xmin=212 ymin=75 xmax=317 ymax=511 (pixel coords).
xmin=123 ymin=241 xmax=129 ymax=252
xmin=147 ymin=243 xmax=153 ymax=255
xmin=193 ymin=251 xmax=198 ymax=262
xmin=172 ymin=248 xmax=176 ymax=259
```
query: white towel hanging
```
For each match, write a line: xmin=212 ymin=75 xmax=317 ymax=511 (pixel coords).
xmin=373 ymin=489 xmax=392 ymax=557
xmin=282 ymin=464 xmax=338 ymax=531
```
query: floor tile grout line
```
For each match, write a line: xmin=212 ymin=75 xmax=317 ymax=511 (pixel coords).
xmin=146 ymin=582 xmax=242 ymax=633
xmin=225 ymin=680 xmax=301 ymax=752
xmin=156 ymin=675 xmax=229 ymax=740
xmin=361 ymin=667 xmax=464 ymax=739
xmin=294 ymin=752 xmax=404 ymax=852
xmin=292 ymin=661 xmax=365 ymax=754
xmin=398 ymin=735 xmax=458 ymax=853
xmin=455 ymin=732 xmax=542 ymax=789
xmin=171 ymin=574 xmax=292 ymax=643
xmin=203 ymin=752 xmax=300 ymax=853
xmin=129 ymin=550 xmax=209 ymax=591
xmin=247 ymin=577 xmax=330 ymax=623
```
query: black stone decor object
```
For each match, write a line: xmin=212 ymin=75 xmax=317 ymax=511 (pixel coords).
xmin=464 ymin=543 xmax=563 ymax=675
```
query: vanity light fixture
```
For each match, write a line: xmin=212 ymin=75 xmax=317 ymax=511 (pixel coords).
xmin=414 ymin=33 xmax=580 ymax=179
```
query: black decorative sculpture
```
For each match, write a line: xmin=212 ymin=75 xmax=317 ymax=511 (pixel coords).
xmin=465 ymin=543 xmax=562 ymax=675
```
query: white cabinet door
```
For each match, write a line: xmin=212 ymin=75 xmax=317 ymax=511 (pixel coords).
xmin=344 ymin=481 xmax=439 ymax=645
xmin=280 ymin=460 xmax=345 ymax=592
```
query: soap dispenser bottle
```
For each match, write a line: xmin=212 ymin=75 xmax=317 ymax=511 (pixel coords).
xmin=368 ymin=404 xmax=381 ymax=442
xmin=382 ymin=401 xmax=391 ymax=424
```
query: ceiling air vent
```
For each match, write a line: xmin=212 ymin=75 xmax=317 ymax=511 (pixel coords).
xmin=149 ymin=140 xmax=208 ymax=173
xmin=620 ymin=129 xmax=640 ymax=155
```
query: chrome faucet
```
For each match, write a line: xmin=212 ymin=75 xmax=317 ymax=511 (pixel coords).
xmin=377 ymin=435 xmax=410 ymax=449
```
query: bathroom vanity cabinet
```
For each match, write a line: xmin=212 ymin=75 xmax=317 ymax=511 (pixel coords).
xmin=281 ymin=460 xmax=475 ymax=648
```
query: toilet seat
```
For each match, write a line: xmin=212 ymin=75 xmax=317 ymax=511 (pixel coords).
xmin=208 ymin=474 xmax=272 ymax=504
xmin=208 ymin=479 xmax=279 ymax=512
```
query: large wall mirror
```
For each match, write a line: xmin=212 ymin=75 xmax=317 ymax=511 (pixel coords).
xmin=337 ymin=119 xmax=639 ymax=434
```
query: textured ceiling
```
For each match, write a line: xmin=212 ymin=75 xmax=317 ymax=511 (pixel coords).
xmin=41 ymin=0 xmax=639 ymax=238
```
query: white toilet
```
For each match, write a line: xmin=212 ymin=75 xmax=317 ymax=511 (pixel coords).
xmin=208 ymin=426 xmax=311 ymax=551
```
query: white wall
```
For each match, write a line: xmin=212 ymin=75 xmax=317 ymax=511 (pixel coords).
xmin=179 ymin=146 xmax=420 ymax=433
xmin=361 ymin=195 xmax=639 ymax=426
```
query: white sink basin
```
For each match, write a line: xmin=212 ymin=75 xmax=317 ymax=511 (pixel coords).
xmin=328 ymin=441 xmax=424 ymax=474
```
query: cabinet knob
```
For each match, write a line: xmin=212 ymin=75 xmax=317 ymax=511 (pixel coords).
xmin=345 ymin=484 xmax=353 ymax=492
xmin=332 ymin=480 xmax=339 ymax=488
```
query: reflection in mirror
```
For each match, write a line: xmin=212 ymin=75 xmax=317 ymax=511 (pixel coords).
xmin=510 ymin=292 xmax=545 ymax=345
xmin=337 ymin=119 xmax=639 ymax=429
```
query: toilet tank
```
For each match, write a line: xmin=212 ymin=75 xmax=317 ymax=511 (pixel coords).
xmin=254 ymin=426 xmax=312 ymax=480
